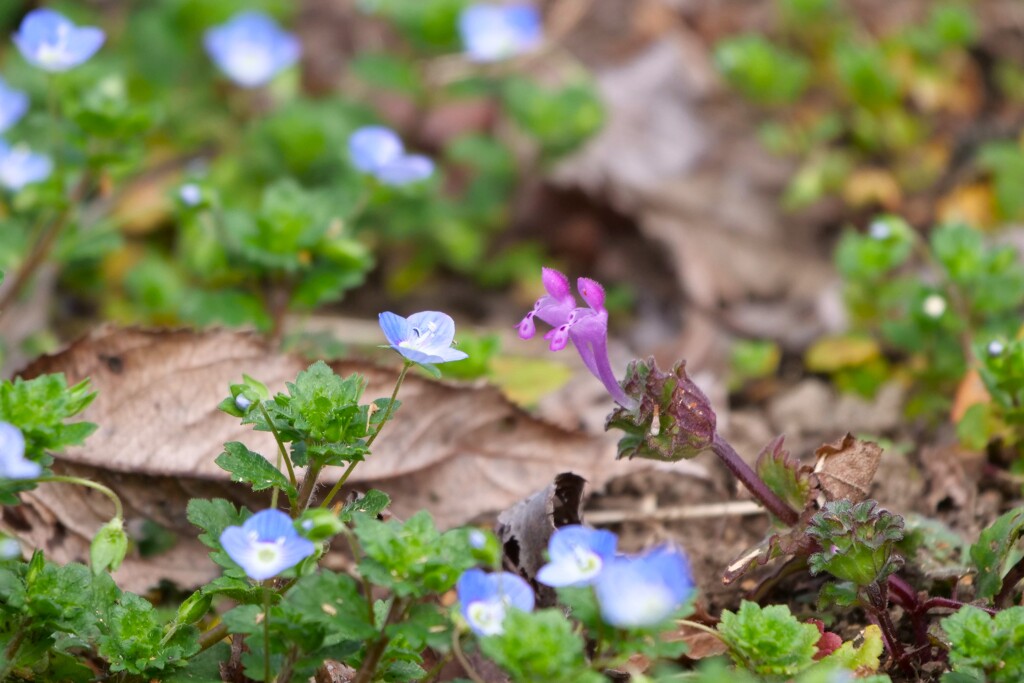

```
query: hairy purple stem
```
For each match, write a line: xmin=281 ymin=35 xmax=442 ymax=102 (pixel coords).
xmin=886 ymin=575 xmax=919 ymax=610
xmin=922 ymin=596 xmax=998 ymax=616
xmin=711 ymin=432 xmax=799 ymax=526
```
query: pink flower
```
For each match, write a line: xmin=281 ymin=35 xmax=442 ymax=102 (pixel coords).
xmin=518 ymin=268 xmax=637 ymax=409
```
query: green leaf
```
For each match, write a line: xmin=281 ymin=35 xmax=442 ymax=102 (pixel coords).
xmin=807 ymin=500 xmax=905 ymax=587
xmin=186 ymin=498 xmax=249 ymax=570
xmin=717 ymin=601 xmax=821 ymax=676
xmin=339 ymin=489 xmax=392 ymax=522
xmin=215 ymin=442 xmax=295 ymax=497
xmin=350 ymin=53 xmax=421 ymax=95
xmin=501 ymin=77 xmax=605 ymax=157
xmin=755 ymin=436 xmax=811 ymax=514
xmin=969 ymin=507 xmax=1024 ymax=600
xmin=284 ymin=570 xmax=376 ymax=641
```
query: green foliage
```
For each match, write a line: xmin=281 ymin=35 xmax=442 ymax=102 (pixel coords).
xmin=0 ymin=373 xmax=96 ymax=459
xmin=968 ymin=506 xmax=1024 ymax=601
xmin=715 ymin=36 xmax=811 ymax=106
xmin=354 ymin=511 xmax=477 ymax=598
xmin=215 ymin=442 xmax=296 ymax=497
xmin=98 ymin=593 xmax=200 ymax=675
xmin=717 ymin=601 xmax=821 ymax=677
xmin=478 ymin=608 xmax=603 ymax=683
xmin=807 ymin=499 xmax=905 ymax=587
xmin=942 ymin=606 xmax=1024 ymax=682
xmin=502 ymin=77 xmax=605 ymax=158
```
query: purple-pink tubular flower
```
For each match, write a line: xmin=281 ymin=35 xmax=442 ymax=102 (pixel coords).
xmin=518 ymin=268 xmax=637 ymax=409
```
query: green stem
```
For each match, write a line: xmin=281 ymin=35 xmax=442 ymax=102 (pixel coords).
xmin=0 ymin=617 xmax=30 ymax=679
xmin=197 ymin=622 xmax=228 ymax=653
xmin=258 ymin=402 xmax=297 ymax=491
xmin=352 ymin=598 xmax=408 ymax=683
xmin=320 ymin=361 xmax=412 ymax=510
xmin=294 ymin=462 xmax=324 ymax=515
xmin=33 ymin=475 xmax=123 ymax=520
xmin=450 ymin=630 xmax=486 ymax=683
xmin=263 ymin=584 xmax=272 ymax=683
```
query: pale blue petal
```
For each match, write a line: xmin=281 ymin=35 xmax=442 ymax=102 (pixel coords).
xmin=375 ymin=154 xmax=434 ymax=185
xmin=0 ymin=422 xmax=26 ymax=462
xmin=457 ymin=568 xmax=492 ymax=609
xmin=63 ymin=27 xmax=105 ymax=67
xmin=218 ymin=525 xmax=252 ymax=563
xmin=490 ymin=572 xmax=534 ymax=612
xmin=0 ymin=80 xmax=29 ymax=133
xmin=378 ymin=311 xmax=410 ymax=347
xmin=204 ymin=11 xmax=299 ymax=88
xmin=430 ymin=347 xmax=470 ymax=363
xmin=536 ymin=561 xmax=588 ymax=587
xmin=349 ymin=126 xmax=404 ymax=173
xmin=406 ymin=311 xmax=456 ymax=348
xmin=548 ymin=525 xmax=617 ymax=563
xmin=244 ymin=508 xmax=297 ymax=541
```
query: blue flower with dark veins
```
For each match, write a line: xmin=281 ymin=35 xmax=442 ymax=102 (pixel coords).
xmin=379 ymin=311 xmax=469 ymax=365
xmin=13 ymin=9 xmax=105 ymax=72
xmin=203 ymin=11 xmax=301 ymax=88
xmin=348 ymin=126 xmax=434 ymax=186
xmin=219 ymin=509 xmax=316 ymax=581
xmin=457 ymin=568 xmax=534 ymax=636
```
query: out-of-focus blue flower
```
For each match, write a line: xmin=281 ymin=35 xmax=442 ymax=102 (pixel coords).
xmin=179 ymin=183 xmax=202 ymax=207
xmin=594 ymin=545 xmax=694 ymax=628
xmin=0 ymin=536 xmax=20 ymax=560
xmin=0 ymin=421 xmax=41 ymax=480
xmin=203 ymin=11 xmax=301 ymax=88
xmin=537 ymin=524 xmax=617 ymax=587
xmin=348 ymin=126 xmax=434 ymax=186
xmin=468 ymin=529 xmax=487 ymax=549
xmin=379 ymin=311 xmax=469 ymax=365
xmin=0 ymin=141 xmax=52 ymax=191
xmin=13 ymin=9 xmax=105 ymax=72
xmin=219 ymin=509 xmax=316 ymax=581
xmin=459 ymin=4 xmax=542 ymax=62
xmin=0 ymin=79 xmax=29 ymax=133
xmin=457 ymin=568 xmax=534 ymax=636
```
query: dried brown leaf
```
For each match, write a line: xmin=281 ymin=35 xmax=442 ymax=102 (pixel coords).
xmin=9 ymin=327 xmax=642 ymax=590
xmin=811 ymin=433 xmax=882 ymax=503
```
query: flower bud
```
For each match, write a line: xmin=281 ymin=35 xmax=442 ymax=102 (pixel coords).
xmin=296 ymin=508 xmax=345 ymax=542
xmin=606 ymin=357 xmax=716 ymax=461
xmin=90 ymin=517 xmax=128 ymax=575
xmin=176 ymin=590 xmax=213 ymax=626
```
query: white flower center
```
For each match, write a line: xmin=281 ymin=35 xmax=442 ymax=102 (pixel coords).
xmin=571 ymin=546 xmax=602 ymax=579
xmin=467 ymin=600 xmax=507 ymax=636
xmin=36 ymin=24 xmax=72 ymax=68
xmin=398 ymin=321 xmax=440 ymax=351
xmin=922 ymin=294 xmax=947 ymax=319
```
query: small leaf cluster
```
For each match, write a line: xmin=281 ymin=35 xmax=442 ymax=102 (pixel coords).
xmin=0 ymin=553 xmax=198 ymax=680
xmin=715 ymin=600 xmax=890 ymax=682
xmin=807 ymin=499 xmax=905 ymax=589
xmin=960 ymin=337 xmax=1024 ymax=450
xmin=941 ymin=606 xmax=1024 ymax=682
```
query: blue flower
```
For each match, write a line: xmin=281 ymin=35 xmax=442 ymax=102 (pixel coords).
xmin=0 ymin=421 xmax=41 ymax=480
xmin=13 ymin=9 xmax=105 ymax=72
xmin=0 ymin=79 xmax=29 ymax=133
xmin=593 ymin=545 xmax=694 ymax=628
xmin=0 ymin=536 xmax=20 ymax=560
xmin=348 ymin=126 xmax=434 ymax=186
xmin=379 ymin=311 xmax=469 ymax=365
xmin=178 ymin=183 xmax=202 ymax=207
xmin=219 ymin=509 xmax=316 ymax=581
xmin=459 ymin=4 xmax=542 ymax=62
xmin=536 ymin=524 xmax=617 ymax=587
xmin=203 ymin=11 xmax=301 ymax=88
xmin=0 ymin=141 xmax=52 ymax=191
xmin=457 ymin=568 xmax=534 ymax=636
